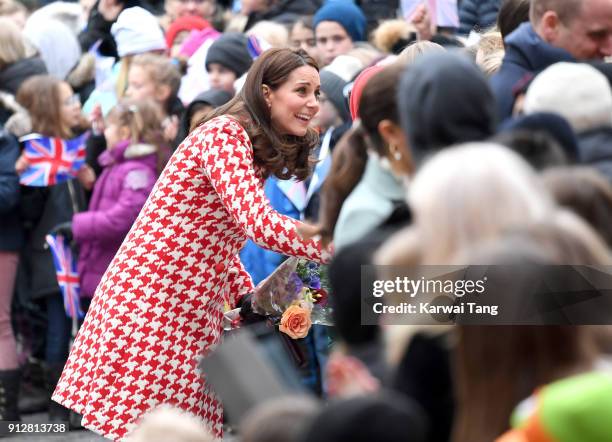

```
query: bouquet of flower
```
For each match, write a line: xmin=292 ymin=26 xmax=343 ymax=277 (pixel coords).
xmin=227 ymin=258 xmax=332 ymax=339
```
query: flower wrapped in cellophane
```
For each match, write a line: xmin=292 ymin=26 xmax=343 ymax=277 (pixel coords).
xmin=225 ymin=257 xmax=333 ymax=339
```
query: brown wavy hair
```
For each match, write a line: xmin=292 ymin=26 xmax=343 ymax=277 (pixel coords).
xmin=193 ymin=48 xmax=320 ymax=181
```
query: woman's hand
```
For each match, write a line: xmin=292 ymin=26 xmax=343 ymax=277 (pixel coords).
xmin=15 ymin=154 xmax=29 ymax=174
xmin=409 ymin=4 xmax=434 ymax=41
xmin=162 ymin=115 xmax=179 ymax=144
xmin=326 ymin=352 xmax=380 ymax=398
xmin=97 ymin=0 xmax=123 ymax=21
xmin=90 ymin=104 xmax=105 ymax=135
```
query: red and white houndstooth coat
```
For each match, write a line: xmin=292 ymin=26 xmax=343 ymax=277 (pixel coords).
xmin=52 ymin=115 xmax=329 ymax=440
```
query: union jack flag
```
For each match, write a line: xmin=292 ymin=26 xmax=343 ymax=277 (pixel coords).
xmin=19 ymin=133 xmax=88 ymax=187
xmin=45 ymin=233 xmax=84 ymax=319
xmin=247 ymin=35 xmax=271 ymax=60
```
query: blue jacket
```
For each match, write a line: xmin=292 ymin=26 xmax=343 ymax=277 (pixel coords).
xmin=458 ymin=0 xmax=500 ymax=35
xmin=240 ymin=177 xmax=301 ymax=284
xmin=0 ymin=129 xmax=23 ymax=251
xmin=490 ymin=22 xmax=575 ymax=121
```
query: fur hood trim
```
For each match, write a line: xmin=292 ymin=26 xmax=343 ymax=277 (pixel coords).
xmin=66 ymin=53 xmax=95 ymax=89
xmin=125 ymin=143 xmax=157 ymax=159
xmin=0 ymin=92 xmax=32 ymax=138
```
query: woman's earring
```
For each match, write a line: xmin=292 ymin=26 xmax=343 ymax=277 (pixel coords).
xmin=390 ymin=145 xmax=402 ymax=161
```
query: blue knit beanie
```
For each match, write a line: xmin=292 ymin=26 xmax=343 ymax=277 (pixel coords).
xmin=313 ymin=1 xmax=367 ymax=42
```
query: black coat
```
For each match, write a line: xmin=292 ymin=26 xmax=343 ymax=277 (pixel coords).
xmin=0 ymin=57 xmax=47 ymax=96
xmin=17 ymin=170 xmax=86 ymax=301
xmin=244 ymin=0 xmax=321 ymax=30
xmin=0 ymin=128 xmax=23 ymax=252
xmin=329 ymin=205 xmax=454 ymax=442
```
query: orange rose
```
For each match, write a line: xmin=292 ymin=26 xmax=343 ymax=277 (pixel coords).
xmin=279 ymin=304 xmax=312 ymax=339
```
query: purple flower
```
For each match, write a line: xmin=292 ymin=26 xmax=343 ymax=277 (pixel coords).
xmin=309 ymin=276 xmax=321 ymax=289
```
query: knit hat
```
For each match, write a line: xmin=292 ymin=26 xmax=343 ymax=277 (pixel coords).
xmin=165 ymin=15 xmax=210 ymax=49
xmin=499 ymin=112 xmax=579 ymax=161
xmin=111 ymin=7 xmax=166 ymax=57
xmin=205 ymin=33 xmax=253 ymax=77
xmin=397 ymin=51 xmax=496 ymax=160
xmin=313 ymin=1 xmax=367 ymax=42
xmin=524 ymin=62 xmax=612 ymax=133
xmin=349 ymin=65 xmax=384 ymax=120
xmin=180 ymin=89 xmax=232 ymax=139
xmin=497 ymin=372 xmax=612 ymax=442
xmin=320 ymin=54 xmax=363 ymax=122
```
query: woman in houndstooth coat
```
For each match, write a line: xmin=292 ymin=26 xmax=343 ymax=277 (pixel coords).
xmin=53 ymin=48 xmax=328 ymax=440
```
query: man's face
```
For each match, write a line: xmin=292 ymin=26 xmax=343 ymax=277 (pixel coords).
xmin=553 ymin=0 xmax=612 ymax=60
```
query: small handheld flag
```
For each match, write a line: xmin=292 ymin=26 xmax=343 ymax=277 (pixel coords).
xmin=45 ymin=233 xmax=84 ymax=320
xmin=19 ymin=133 xmax=88 ymax=187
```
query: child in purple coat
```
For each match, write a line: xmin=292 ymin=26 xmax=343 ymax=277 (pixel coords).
xmin=74 ymin=99 xmax=164 ymax=299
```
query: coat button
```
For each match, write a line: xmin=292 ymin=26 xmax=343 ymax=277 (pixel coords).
xmin=214 ymin=263 xmax=224 ymax=274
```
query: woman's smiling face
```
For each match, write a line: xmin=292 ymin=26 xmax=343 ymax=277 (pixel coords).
xmin=265 ymin=65 xmax=321 ymax=137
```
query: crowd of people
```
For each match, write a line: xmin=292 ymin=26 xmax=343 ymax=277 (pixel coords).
xmin=1 ymin=0 xmax=612 ymax=440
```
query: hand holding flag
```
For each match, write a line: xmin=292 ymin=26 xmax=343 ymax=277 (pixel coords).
xmin=19 ymin=132 xmax=89 ymax=187
xmin=45 ymin=231 xmax=84 ymax=320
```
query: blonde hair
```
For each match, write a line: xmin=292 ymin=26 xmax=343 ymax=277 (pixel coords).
xmin=0 ymin=17 xmax=25 ymax=69
xmin=396 ymin=40 xmax=445 ymax=66
xmin=475 ymin=30 xmax=505 ymax=77
xmin=246 ymin=21 xmax=289 ymax=48
xmin=115 ymin=55 xmax=133 ymax=100
xmin=107 ymin=98 xmax=163 ymax=148
xmin=130 ymin=53 xmax=181 ymax=113
xmin=0 ymin=0 xmax=26 ymax=16
xmin=378 ymin=143 xmax=555 ymax=265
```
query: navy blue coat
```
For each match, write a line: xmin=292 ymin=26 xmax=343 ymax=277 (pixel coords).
xmin=0 ymin=129 xmax=23 ymax=251
xmin=490 ymin=22 xmax=575 ymax=121
xmin=458 ymin=0 xmax=500 ymax=35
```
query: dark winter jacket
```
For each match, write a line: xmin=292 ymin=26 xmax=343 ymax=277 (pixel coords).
xmin=73 ymin=140 xmax=157 ymax=297
xmin=356 ymin=0 xmax=399 ymax=34
xmin=458 ymin=0 xmax=500 ymax=35
xmin=0 ymin=57 xmax=47 ymax=96
xmin=18 ymin=179 xmax=86 ymax=301
xmin=0 ymin=128 xmax=23 ymax=251
xmin=244 ymin=0 xmax=321 ymax=30
xmin=577 ymin=126 xmax=612 ymax=183
xmin=15 ymin=129 xmax=88 ymax=300
xmin=490 ymin=22 xmax=575 ymax=121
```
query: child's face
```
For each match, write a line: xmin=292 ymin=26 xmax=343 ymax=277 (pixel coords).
xmin=59 ymin=82 xmax=83 ymax=131
xmin=170 ymin=30 xmax=190 ymax=58
xmin=104 ymin=117 xmax=130 ymax=149
xmin=310 ymin=91 xmax=340 ymax=131
xmin=126 ymin=65 xmax=157 ymax=103
xmin=207 ymin=63 xmax=237 ymax=94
